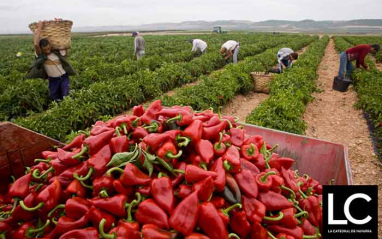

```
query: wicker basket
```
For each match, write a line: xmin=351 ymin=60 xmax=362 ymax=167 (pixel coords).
xmin=251 ymin=72 xmax=274 ymax=94
xmin=29 ymin=20 xmax=73 ymax=50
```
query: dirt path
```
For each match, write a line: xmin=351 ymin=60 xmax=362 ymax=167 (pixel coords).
xmin=222 ymin=44 xmax=311 ymax=121
xmin=303 ymin=38 xmax=382 ymax=236
xmin=371 ymin=56 xmax=382 ymax=71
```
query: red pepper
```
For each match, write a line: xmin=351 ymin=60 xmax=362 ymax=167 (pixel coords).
xmin=74 ymin=129 xmax=115 ymax=157
xmin=210 ymin=157 xmax=226 ymax=192
xmin=93 ymin=175 xmax=115 ymax=197
xmin=59 ymin=227 xmax=99 ymax=239
xmin=141 ymin=224 xmax=177 ymax=239
xmin=187 ymin=154 xmax=203 ymax=166
xmin=222 ymin=146 xmax=241 ymax=173
xmin=264 ymin=208 xmax=307 ymax=228
xmin=210 ymin=196 xmax=225 ymax=209
xmin=231 ymin=210 xmax=251 ymax=239
xmin=65 ymin=180 xmax=86 ymax=198
xmin=202 ymin=120 xmax=227 ymax=140
xmin=177 ymin=184 xmax=192 ymax=199
xmin=203 ymin=115 xmax=221 ymax=127
xmin=241 ymin=158 xmax=260 ymax=176
xmin=62 ymin=134 xmax=86 ymax=151
xmin=135 ymin=198 xmax=170 ymax=230
xmin=276 ymin=233 xmax=295 ymax=239
xmin=164 ymin=109 xmax=193 ymax=126
xmin=300 ymin=218 xmax=317 ymax=236
xmin=140 ymin=100 xmax=162 ymax=125
xmin=57 ymin=148 xmax=81 ymax=166
xmin=192 ymin=176 xmax=214 ymax=201
xmin=91 ymin=121 xmax=114 ymax=136
xmin=151 ymin=175 xmax=175 ymax=214
xmin=241 ymin=143 xmax=259 ymax=161
xmin=100 ymin=219 xmax=141 ymax=239
xmin=255 ymin=154 xmax=266 ymax=171
xmin=88 ymin=206 xmax=116 ymax=232
xmin=218 ymin=203 xmax=242 ymax=227
xmin=269 ymin=156 xmax=295 ymax=171
xmin=41 ymin=150 xmax=58 ymax=160
xmin=143 ymin=133 xmax=171 ymax=150
xmin=88 ymin=194 xmax=128 ymax=218
xmin=185 ymin=165 xmax=217 ymax=183
xmin=132 ymin=127 xmax=149 ymax=139
xmin=186 ymin=233 xmax=211 ymax=239
xmin=213 ymin=132 xmax=227 ymax=156
xmin=171 ymin=162 xmax=187 ymax=187
xmin=0 ymin=222 xmax=11 ymax=238
xmin=169 ymin=191 xmax=199 ymax=236
xmin=255 ymin=171 xmax=276 ymax=192
xmin=137 ymin=185 xmax=151 ymax=197
xmin=195 ymin=139 xmax=214 ymax=164
xmin=11 ymin=220 xmax=50 ymax=239
xmin=46 ymin=213 xmax=89 ymax=238
xmin=242 ymin=195 xmax=266 ymax=224
xmin=49 ymin=158 xmax=70 ymax=176
xmin=197 ymin=202 xmax=228 ymax=239
xmin=271 ymin=175 xmax=285 ymax=194
xmin=157 ymin=139 xmax=182 ymax=161
xmin=133 ymin=105 xmax=145 ymax=117
xmin=65 ymin=197 xmax=91 ymax=219
xmin=113 ymin=179 xmax=134 ymax=197
xmin=229 ymin=128 xmax=244 ymax=147
xmin=182 ymin=120 xmax=203 ymax=144
xmin=57 ymin=161 xmax=89 ymax=187
xmin=268 ymin=225 xmax=304 ymax=239
xmin=8 ymin=173 xmax=31 ymax=199
xmin=244 ymin=135 xmax=264 ymax=150
xmin=250 ymin=222 xmax=268 ymax=239
xmin=280 ymin=167 xmax=299 ymax=195
xmin=299 ymin=196 xmax=321 ymax=227
xmin=225 ymin=173 xmax=241 ymax=204
xmin=234 ymin=169 xmax=258 ymax=198
xmin=107 ymin=163 xmax=151 ymax=186
xmin=110 ymin=135 xmax=128 ymax=154
xmin=258 ymin=191 xmax=293 ymax=211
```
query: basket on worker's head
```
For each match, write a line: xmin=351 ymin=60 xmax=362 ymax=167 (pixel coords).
xmin=251 ymin=72 xmax=274 ymax=94
xmin=29 ymin=20 xmax=73 ymax=50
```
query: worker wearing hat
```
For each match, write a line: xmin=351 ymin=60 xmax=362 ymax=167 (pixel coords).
xmin=132 ymin=32 xmax=145 ymax=60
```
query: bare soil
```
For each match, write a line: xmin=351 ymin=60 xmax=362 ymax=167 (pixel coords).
xmin=371 ymin=56 xmax=382 ymax=71
xmin=303 ymin=38 xmax=382 ymax=236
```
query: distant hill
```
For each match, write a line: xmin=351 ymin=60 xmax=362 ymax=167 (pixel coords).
xmin=74 ymin=19 xmax=382 ymax=34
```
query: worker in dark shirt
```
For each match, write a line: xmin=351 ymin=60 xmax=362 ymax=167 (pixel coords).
xmin=338 ymin=44 xmax=380 ymax=79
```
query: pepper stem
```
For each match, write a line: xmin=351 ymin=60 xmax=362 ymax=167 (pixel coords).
xmin=19 ymin=201 xmax=44 ymax=211
xmin=267 ymin=231 xmax=278 ymax=239
xmin=221 ymin=203 xmax=242 ymax=216
xmin=280 ymin=185 xmax=297 ymax=199
xmin=200 ymin=163 xmax=208 ymax=171
xmin=0 ymin=234 xmax=5 ymax=239
xmin=303 ymin=233 xmax=322 ymax=239
xmin=73 ymin=167 xmax=94 ymax=181
xmin=26 ymin=219 xmax=50 ymax=237
xmin=34 ymin=159 xmax=51 ymax=163
xmin=32 ymin=167 xmax=54 ymax=180
xmin=172 ymin=169 xmax=185 ymax=174
xmin=264 ymin=212 xmax=284 ymax=221
xmin=135 ymin=192 xmax=142 ymax=204
xmin=115 ymin=126 xmax=122 ymax=137
xmin=127 ymin=200 xmax=137 ymax=222
xmin=166 ymin=114 xmax=182 ymax=124
xmin=106 ymin=167 xmax=124 ymax=177
xmin=295 ymin=211 xmax=309 ymax=218
xmin=47 ymin=204 xmax=65 ymax=217
xmin=99 ymin=190 xmax=109 ymax=198
xmin=166 ymin=150 xmax=183 ymax=159
xmin=177 ymin=136 xmax=191 ymax=147
xmin=260 ymin=171 xmax=276 ymax=183
xmin=218 ymin=106 xmax=222 ymax=119
xmin=299 ymin=188 xmax=308 ymax=199
xmin=80 ymin=180 xmax=93 ymax=190
xmin=72 ymin=146 xmax=88 ymax=159
xmin=99 ymin=218 xmax=116 ymax=239
xmin=223 ymin=160 xmax=232 ymax=171
xmin=143 ymin=123 xmax=159 ymax=133
xmin=121 ymin=124 xmax=128 ymax=135
xmin=228 ymin=233 xmax=241 ymax=239
xmin=225 ymin=119 xmax=233 ymax=129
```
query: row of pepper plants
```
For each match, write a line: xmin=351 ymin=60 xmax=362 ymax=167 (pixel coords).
xmin=14 ymin=34 xmax=305 ymax=141
xmin=160 ymin=36 xmax=318 ymax=120
xmin=334 ymin=36 xmax=382 ymax=158
xmin=245 ymin=36 xmax=329 ymax=134
xmin=0 ymin=33 xmax=270 ymax=121
xmin=341 ymin=35 xmax=382 ymax=62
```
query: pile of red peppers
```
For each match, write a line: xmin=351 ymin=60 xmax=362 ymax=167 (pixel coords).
xmin=0 ymin=100 xmax=324 ymax=239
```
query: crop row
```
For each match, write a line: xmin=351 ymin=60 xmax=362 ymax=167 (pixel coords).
xmin=246 ymin=36 xmax=329 ymax=134
xmin=14 ymin=34 xmax=310 ymax=141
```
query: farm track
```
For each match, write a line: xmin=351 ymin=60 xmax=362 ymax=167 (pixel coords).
xmin=303 ymin=38 xmax=382 ymax=237
xmin=222 ymin=44 xmax=311 ymax=121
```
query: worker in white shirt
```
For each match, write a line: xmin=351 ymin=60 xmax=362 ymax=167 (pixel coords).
xmin=220 ymin=40 xmax=240 ymax=63
xmin=189 ymin=39 xmax=207 ymax=55
xmin=277 ymin=48 xmax=298 ymax=73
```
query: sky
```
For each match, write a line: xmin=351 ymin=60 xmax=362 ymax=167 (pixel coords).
xmin=0 ymin=0 xmax=381 ymax=34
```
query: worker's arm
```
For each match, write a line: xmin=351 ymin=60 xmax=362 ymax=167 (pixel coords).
xmin=191 ymin=41 xmax=197 ymax=52
xmin=225 ymin=50 xmax=233 ymax=60
xmin=357 ymin=51 xmax=368 ymax=69
xmin=34 ymin=21 xmax=43 ymax=55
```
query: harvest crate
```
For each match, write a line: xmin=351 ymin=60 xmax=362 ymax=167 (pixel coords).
xmin=0 ymin=122 xmax=64 ymax=193
xmin=0 ymin=122 xmax=351 ymax=193
xmin=243 ymin=123 xmax=352 ymax=185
